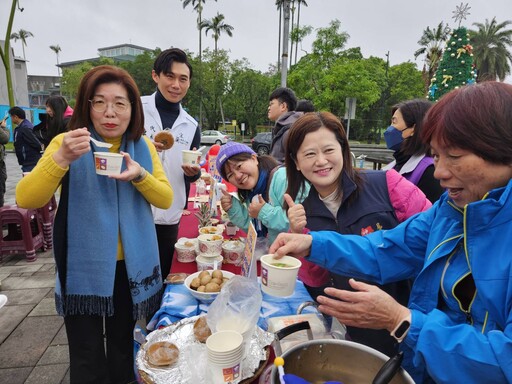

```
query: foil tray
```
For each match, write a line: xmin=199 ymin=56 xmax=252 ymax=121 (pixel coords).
xmin=137 ymin=315 xmax=274 ymax=383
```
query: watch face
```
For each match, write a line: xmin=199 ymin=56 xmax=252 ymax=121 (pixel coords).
xmin=395 ymin=320 xmax=411 ymax=338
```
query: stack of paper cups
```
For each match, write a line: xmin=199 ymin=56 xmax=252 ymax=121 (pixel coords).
xmin=206 ymin=331 xmax=244 ymax=384
xmin=216 ymin=316 xmax=254 ymax=357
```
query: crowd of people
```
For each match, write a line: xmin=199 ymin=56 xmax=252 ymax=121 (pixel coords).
xmin=3 ymin=46 xmax=511 ymax=383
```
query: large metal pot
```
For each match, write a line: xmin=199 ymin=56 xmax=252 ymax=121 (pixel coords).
xmin=270 ymin=323 xmax=414 ymax=384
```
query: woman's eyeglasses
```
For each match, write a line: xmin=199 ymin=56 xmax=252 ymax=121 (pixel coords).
xmin=89 ymin=98 xmax=131 ymax=114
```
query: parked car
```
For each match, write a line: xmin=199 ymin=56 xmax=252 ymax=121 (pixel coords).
xmin=251 ymin=132 xmax=272 ymax=155
xmin=200 ymin=130 xmax=231 ymax=145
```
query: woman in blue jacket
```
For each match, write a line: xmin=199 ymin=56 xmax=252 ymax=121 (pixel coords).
xmin=270 ymin=81 xmax=512 ymax=383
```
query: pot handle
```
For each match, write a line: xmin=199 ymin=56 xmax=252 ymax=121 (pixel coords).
xmin=297 ymin=301 xmax=347 ymax=340
xmin=273 ymin=321 xmax=313 ymax=357
xmin=372 ymin=351 xmax=404 ymax=384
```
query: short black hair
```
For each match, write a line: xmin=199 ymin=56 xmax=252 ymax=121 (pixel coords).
xmin=269 ymin=87 xmax=297 ymax=111
xmin=153 ymin=48 xmax=193 ymax=79
xmin=295 ymin=99 xmax=315 ymax=112
xmin=8 ymin=106 xmax=25 ymax=119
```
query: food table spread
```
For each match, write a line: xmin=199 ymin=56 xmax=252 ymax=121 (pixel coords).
xmin=140 ymin=182 xmax=316 ymax=383
xmin=147 ymin=190 xmax=315 ymax=330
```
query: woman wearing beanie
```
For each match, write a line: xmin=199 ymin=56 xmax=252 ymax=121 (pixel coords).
xmin=217 ymin=141 xmax=308 ymax=246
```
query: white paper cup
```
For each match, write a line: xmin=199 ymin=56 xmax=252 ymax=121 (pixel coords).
xmin=182 ymin=149 xmax=202 ymax=165
xmin=260 ymin=254 xmax=302 ymax=297
xmin=196 ymin=255 xmax=223 ymax=271
xmin=216 ymin=317 xmax=254 ymax=357
xmin=175 ymin=242 xmax=197 ymax=263
xmin=198 ymin=234 xmax=224 ymax=256
xmin=206 ymin=330 xmax=243 ymax=357
xmin=222 ymin=240 xmax=245 ymax=265
xmin=93 ymin=152 xmax=123 ymax=176
xmin=208 ymin=359 xmax=242 ymax=384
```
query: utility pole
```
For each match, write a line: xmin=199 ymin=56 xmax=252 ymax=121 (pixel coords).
xmin=280 ymin=0 xmax=290 ymax=87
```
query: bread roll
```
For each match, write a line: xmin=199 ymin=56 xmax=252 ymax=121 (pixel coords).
xmin=147 ymin=341 xmax=179 ymax=366
xmin=193 ymin=316 xmax=212 ymax=343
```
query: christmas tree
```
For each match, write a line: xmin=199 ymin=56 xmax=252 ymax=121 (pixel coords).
xmin=427 ymin=27 xmax=477 ymax=101
xmin=427 ymin=3 xmax=477 ymax=102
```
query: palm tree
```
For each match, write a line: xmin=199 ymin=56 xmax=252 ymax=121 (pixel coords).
xmin=293 ymin=0 xmax=308 ymax=65
xmin=275 ymin=0 xmax=285 ymax=71
xmin=200 ymin=13 xmax=234 ymax=53
xmin=49 ymin=45 xmax=61 ymax=76
xmin=289 ymin=0 xmax=296 ymax=68
xmin=414 ymin=22 xmax=451 ymax=92
xmin=470 ymin=17 xmax=512 ymax=82
xmin=200 ymin=13 xmax=234 ymax=127
xmin=10 ymin=28 xmax=33 ymax=60
xmin=181 ymin=0 xmax=217 ymax=127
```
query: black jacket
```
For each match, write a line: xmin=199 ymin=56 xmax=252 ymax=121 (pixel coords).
xmin=14 ymin=119 xmax=42 ymax=167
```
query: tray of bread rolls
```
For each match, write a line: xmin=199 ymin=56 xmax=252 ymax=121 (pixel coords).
xmin=137 ymin=314 xmax=273 ymax=384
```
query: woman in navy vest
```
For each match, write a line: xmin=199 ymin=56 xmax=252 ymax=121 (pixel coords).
xmin=383 ymin=99 xmax=444 ymax=203
xmin=283 ymin=112 xmax=431 ymax=357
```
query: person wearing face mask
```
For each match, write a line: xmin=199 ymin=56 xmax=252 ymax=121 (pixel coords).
xmin=383 ymin=99 xmax=444 ymax=203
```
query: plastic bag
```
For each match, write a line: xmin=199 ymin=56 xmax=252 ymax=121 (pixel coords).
xmin=207 ymin=275 xmax=262 ymax=340
xmin=254 ymin=237 xmax=269 ymax=261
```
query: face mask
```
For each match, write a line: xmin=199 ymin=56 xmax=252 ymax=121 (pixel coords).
xmin=384 ymin=125 xmax=403 ymax=151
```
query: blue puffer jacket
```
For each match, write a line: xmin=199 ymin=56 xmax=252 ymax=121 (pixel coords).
xmin=307 ymin=179 xmax=512 ymax=383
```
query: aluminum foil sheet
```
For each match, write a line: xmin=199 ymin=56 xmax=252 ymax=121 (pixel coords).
xmin=136 ymin=315 xmax=274 ymax=383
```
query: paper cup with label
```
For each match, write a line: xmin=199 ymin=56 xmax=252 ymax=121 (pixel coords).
xmin=260 ymin=254 xmax=302 ymax=297
xmin=182 ymin=149 xmax=202 ymax=166
xmin=206 ymin=331 xmax=243 ymax=384
xmin=94 ymin=152 xmax=123 ymax=176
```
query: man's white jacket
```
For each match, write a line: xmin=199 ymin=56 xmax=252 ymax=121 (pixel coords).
xmin=142 ymin=93 xmax=199 ymax=225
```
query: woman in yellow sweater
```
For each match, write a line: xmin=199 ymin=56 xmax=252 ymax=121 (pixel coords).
xmin=16 ymin=65 xmax=172 ymax=384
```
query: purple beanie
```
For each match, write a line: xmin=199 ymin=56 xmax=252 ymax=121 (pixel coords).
xmin=216 ymin=141 xmax=256 ymax=179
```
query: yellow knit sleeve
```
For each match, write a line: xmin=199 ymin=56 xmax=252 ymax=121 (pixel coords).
xmin=131 ymin=136 xmax=173 ymax=209
xmin=16 ymin=134 xmax=68 ymax=209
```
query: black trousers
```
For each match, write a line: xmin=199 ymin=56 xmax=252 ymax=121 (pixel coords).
xmin=155 ymin=223 xmax=180 ymax=279
xmin=64 ymin=261 xmax=136 ymax=384
xmin=0 ymin=159 xmax=6 ymax=206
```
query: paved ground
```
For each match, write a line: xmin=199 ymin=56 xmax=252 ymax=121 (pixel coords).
xmin=0 ymin=152 xmax=69 ymax=384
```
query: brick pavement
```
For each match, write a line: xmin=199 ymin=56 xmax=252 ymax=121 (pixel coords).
xmin=0 ymin=152 xmax=70 ymax=384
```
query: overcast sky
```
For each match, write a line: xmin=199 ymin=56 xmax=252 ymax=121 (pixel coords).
xmin=4 ymin=0 xmax=511 ymax=83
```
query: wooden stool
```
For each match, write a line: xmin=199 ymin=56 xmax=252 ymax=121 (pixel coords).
xmin=0 ymin=205 xmax=45 ymax=262
xmin=37 ymin=195 xmax=57 ymax=250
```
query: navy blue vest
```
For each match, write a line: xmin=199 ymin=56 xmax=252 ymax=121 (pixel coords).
xmin=303 ymin=170 xmax=411 ymax=357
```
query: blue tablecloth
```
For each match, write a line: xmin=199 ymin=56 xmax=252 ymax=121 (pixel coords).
xmin=147 ymin=278 xmax=314 ymax=331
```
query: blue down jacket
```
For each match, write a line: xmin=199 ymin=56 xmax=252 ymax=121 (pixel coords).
xmin=308 ymin=179 xmax=512 ymax=383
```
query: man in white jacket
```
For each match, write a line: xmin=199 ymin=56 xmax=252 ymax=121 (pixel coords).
xmin=142 ymin=48 xmax=201 ymax=278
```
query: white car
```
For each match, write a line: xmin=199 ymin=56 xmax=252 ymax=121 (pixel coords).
xmin=200 ymin=130 xmax=231 ymax=145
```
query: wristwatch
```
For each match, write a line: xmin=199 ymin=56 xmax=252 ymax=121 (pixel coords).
xmin=133 ymin=167 xmax=147 ymax=183
xmin=390 ymin=314 xmax=411 ymax=343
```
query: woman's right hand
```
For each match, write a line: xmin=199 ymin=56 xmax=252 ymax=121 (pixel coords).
xmin=284 ymin=193 xmax=307 ymax=233
xmin=220 ymin=188 xmax=233 ymax=212
xmin=53 ymin=128 xmax=91 ymax=168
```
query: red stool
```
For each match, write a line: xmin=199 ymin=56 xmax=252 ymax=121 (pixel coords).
xmin=0 ymin=205 xmax=45 ymax=262
xmin=37 ymin=195 xmax=57 ymax=250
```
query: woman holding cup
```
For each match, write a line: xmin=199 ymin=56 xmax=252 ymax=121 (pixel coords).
xmin=16 ymin=65 xmax=172 ymax=383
